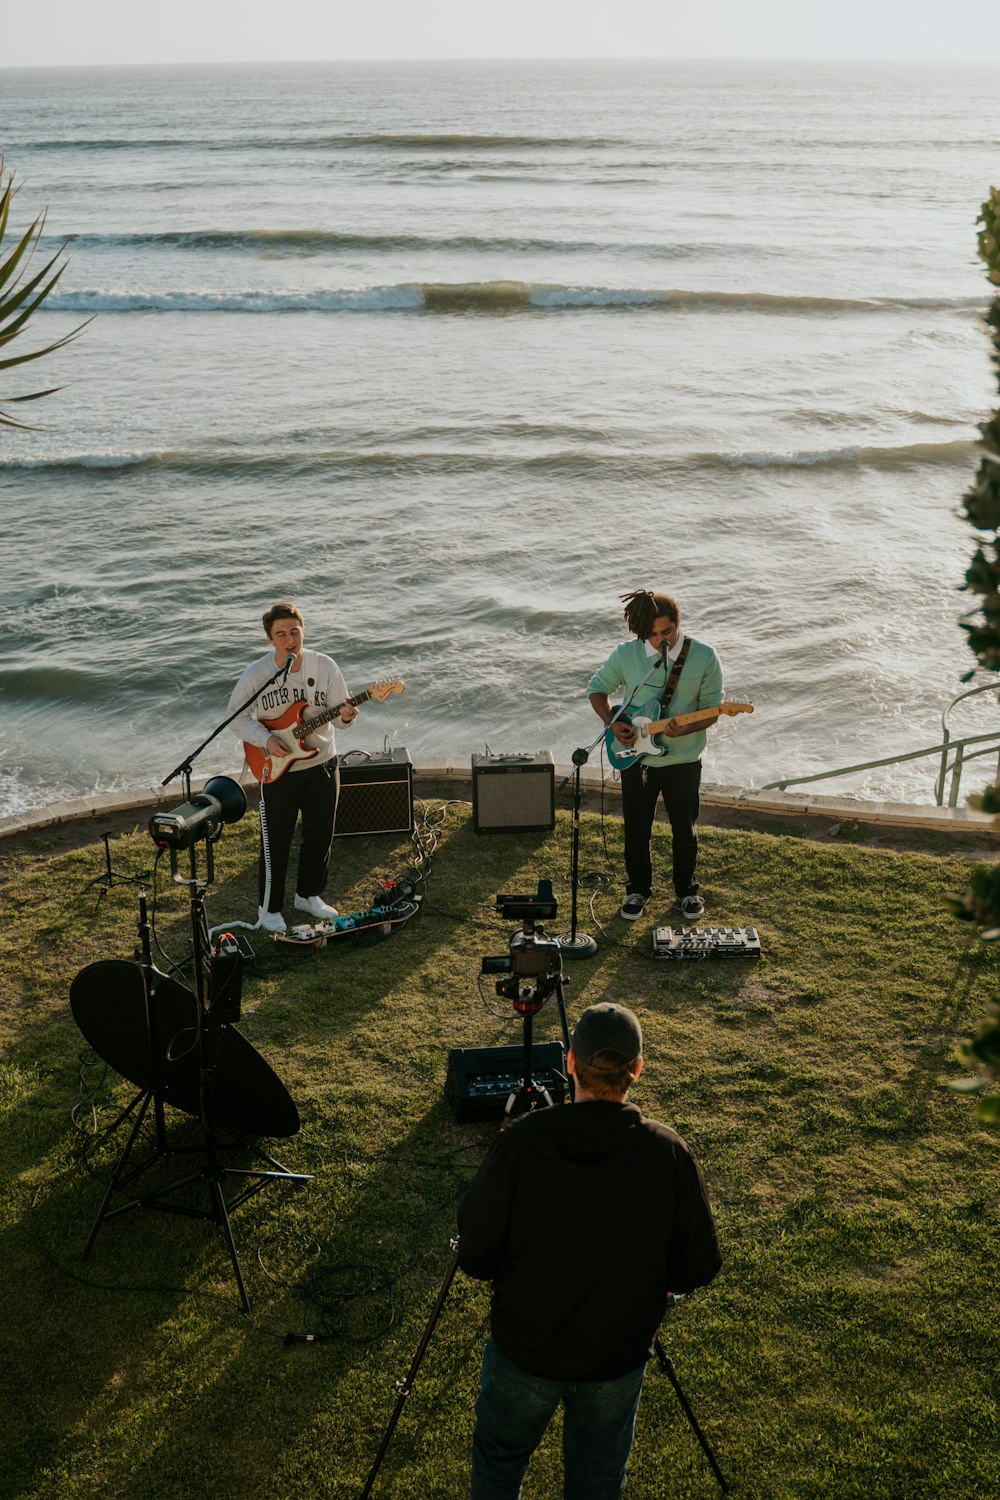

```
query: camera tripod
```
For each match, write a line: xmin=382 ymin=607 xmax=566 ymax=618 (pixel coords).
xmin=359 ymin=982 xmax=728 ymax=1497
xmin=359 ymin=1249 xmax=728 ymax=1498
xmin=503 ymin=914 xmax=573 ymax=1119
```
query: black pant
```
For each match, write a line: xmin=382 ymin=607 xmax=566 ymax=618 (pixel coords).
xmin=258 ymin=760 xmax=339 ymax=912
xmin=620 ymin=759 xmax=701 ymax=901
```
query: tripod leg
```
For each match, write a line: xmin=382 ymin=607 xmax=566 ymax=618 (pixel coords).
xmin=207 ymin=1171 xmax=252 ymax=1316
xmin=82 ymin=1088 xmax=153 ymax=1261
xmin=653 ymin=1338 xmax=730 ymax=1494
xmin=360 ymin=1244 xmax=461 ymax=1499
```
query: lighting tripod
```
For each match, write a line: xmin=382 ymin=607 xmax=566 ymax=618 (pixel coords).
xmin=73 ymin=834 xmax=310 ymax=1315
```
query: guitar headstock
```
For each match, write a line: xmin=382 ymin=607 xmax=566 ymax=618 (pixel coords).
xmin=369 ymin=678 xmax=405 ymax=702
xmin=720 ymin=700 xmax=753 ymax=716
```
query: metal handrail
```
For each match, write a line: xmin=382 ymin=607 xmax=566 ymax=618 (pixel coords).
xmin=762 ymin=731 xmax=1000 ymax=799
xmin=763 ymin=680 xmax=1000 ymax=804
xmin=939 ymin=680 xmax=1000 ymax=806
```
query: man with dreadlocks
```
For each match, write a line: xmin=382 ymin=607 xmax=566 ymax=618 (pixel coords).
xmin=588 ymin=589 xmax=723 ymax=922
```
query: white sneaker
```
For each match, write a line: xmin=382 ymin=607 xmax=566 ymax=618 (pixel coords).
xmin=294 ymin=893 xmax=339 ymax=920
xmin=257 ymin=906 xmax=287 ymax=934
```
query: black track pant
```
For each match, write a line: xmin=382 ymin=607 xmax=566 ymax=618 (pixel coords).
xmin=258 ymin=759 xmax=339 ymax=912
xmin=620 ymin=758 xmax=701 ymax=901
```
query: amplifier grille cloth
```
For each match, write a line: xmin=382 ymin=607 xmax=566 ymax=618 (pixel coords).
xmin=335 ymin=777 xmax=412 ymax=837
xmin=474 ymin=773 xmax=554 ymax=829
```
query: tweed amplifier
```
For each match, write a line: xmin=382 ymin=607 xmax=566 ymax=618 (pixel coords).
xmin=335 ymin=748 xmax=414 ymax=837
xmin=471 ymin=751 xmax=555 ymax=834
xmin=445 ymin=1042 xmax=567 ymax=1122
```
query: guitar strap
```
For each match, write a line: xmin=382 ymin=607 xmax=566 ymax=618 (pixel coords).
xmin=635 ymin=638 xmax=692 ymax=786
xmin=659 ymin=637 xmax=691 ymax=715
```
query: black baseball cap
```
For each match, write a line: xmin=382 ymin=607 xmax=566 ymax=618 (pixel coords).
xmin=571 ymin=1003 xmax=642 ymax=1064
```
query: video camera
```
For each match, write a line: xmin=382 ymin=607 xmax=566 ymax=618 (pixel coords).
xmin=481 ymin=879 xmax=562 ymax=1014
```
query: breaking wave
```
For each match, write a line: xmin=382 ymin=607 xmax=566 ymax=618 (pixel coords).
xmin=1 ymin=439 xmax=979 ymax=478
xmin=43 ymin=282 xmax=987 ymax=316
xmin=19 ymin=130 xmax=619 ymax=154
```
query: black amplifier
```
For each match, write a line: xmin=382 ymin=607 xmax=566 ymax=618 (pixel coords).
xmin=336 ymin=747 xmax=413 ymax=837
xmin=445 ymin=1042 xmax=566 ymax=1122
xmin=652 ymin=926 xmax=762 ymax=960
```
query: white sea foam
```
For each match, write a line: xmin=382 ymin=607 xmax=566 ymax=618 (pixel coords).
xmin=45 ymin=283 xmax=988 ymax=317
xmin=46 ymin=287 xmax=426 ymax=313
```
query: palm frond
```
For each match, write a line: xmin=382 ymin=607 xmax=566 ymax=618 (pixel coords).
xmin=0 ymin=159 xmax=90 ymax=429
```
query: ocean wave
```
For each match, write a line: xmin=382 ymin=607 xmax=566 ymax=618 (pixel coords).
xmin=1 ymin=439 xmax=980 ymax=478
xmin=18 ymin=130 xmax=616 ymax=154
xmin=707 ymin=439 xmax=980 ymax=469
xmin=52 ymin=229 xmax=736 ymax=260
xmin=43 ymin=282 xmax=989 ymax=316
xmin=337 ymin=132 xmax=617 ymax=149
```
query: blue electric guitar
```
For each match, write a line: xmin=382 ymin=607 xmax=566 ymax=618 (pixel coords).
xmin=605 ymin=699 xmax=754 ymax=770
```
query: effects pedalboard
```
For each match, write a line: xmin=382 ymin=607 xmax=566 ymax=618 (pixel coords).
xmin=276 ymin=899 xmax=421 ymax=948
xmin=652 ymin=925 xmax=762 ymax=960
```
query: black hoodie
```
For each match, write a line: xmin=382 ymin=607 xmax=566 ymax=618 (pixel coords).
xmin=457 ymin=1099 xmax=721 ymax=1381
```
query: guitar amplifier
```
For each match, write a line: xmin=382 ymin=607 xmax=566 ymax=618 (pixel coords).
xmin=653 ymin=926 xmax=762 ymax=960
xmin=471 ymin=752 xmax=555 ymax=834
xmin=445 ymin=1042 xmax=566 ymax=1121
xmin=335 ymin=748 xmax=413 ymax=837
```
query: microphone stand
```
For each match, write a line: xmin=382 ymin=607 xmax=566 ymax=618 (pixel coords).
xmin=556 ymin=649 xmax=669 ymax=959
xmin=161 ymin=654 xmax=294 ymax=795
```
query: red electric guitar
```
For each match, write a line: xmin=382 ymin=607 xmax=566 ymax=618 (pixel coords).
xmin=244 ymin=678 xmax=404 ymax=784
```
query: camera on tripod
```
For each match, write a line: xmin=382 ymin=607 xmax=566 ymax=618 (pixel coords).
xmin=481 ymin=879 xmax=563 ymax=1014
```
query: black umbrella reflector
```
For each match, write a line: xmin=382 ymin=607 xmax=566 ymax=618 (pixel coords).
xmin=70 ymin=959 xmax=300 ymax=1139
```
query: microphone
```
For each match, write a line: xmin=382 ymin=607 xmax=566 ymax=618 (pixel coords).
xmin=281 ymin=654 xmax=294 ymax=682
xmin=660 ymin=639 xmax=670 ymax=667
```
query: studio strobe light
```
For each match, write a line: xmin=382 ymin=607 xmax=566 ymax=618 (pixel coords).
xmin=148 ymin=774 xmax=247 ymax=849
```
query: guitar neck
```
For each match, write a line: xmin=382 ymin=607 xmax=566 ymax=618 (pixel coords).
xmin=642 ymin=707 xmax=722 ymax=736
xmin=298 ymin=690 xmax=371 ymax=739
xmin=644 ymin=714 xmax=707 ymax=738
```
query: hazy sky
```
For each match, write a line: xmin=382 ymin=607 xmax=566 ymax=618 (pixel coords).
xmin=4 ymin=0 xmax=1000 ymax=68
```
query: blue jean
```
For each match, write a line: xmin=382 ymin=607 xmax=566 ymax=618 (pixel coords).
xmin=470 ymin=1338 xmax=647 ymax=1500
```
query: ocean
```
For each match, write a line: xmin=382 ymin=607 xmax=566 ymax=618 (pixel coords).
xmin=1 ymin=58 xmax=998 ymax=819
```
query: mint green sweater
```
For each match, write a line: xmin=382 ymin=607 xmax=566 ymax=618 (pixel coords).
xmin=587 ymin=637 xmax=724 ymax=765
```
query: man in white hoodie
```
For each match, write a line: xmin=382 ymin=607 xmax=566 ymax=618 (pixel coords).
xmin=228 ymin=602 xmax=357 ymax=934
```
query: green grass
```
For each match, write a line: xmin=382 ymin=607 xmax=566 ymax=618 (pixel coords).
xmin=1 ymin=803 xmax=998 ymax=1499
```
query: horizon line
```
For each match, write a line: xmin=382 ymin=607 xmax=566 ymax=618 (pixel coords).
xmin=1 ymin=54 xmax=995 ymax=72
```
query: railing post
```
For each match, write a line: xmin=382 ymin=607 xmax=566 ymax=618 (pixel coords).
xmin=949 ymin=742 xmax=965 ymax=808
xmin=936 ymin=728 xmax=951 ymax=806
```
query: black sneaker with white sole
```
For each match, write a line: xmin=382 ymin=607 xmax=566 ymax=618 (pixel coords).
xmin=620 ymin=893 xmax=648 ymax=920
xmin=678 ymin=894 xmax=706 ymax=921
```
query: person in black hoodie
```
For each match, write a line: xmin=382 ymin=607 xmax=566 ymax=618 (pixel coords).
xmin=457 ymin=1002 xmax=721 ymax=1500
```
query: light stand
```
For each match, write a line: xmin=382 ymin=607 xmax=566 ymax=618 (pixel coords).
xmin=74 ymin=763 xmax=311 ymax=1315
xmin=85 ymin=830 xmax=150 ymax=910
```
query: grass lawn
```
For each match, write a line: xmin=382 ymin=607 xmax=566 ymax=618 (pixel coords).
xmin=1 ymin=800 xmax=998 ymax=1499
